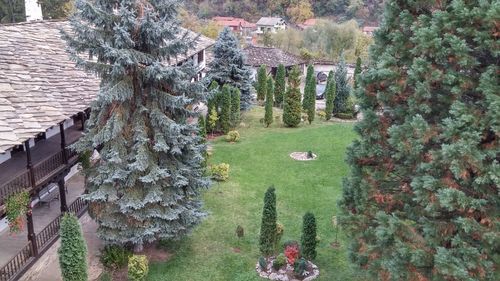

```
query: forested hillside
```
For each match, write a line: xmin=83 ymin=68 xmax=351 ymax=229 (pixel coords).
xmin=184 ymin=0 xmax=384 ymax=24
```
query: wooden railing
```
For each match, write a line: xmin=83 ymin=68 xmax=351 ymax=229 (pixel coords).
xmin=0 ymin=243 xmax=34 ymax=281
xmin=0 ymin=198 xmax=88 ymax=281
xmin=32 ymin=151 xmax=65 ymax=183
xmin=0 ymin=171 xmax=30 ymax=205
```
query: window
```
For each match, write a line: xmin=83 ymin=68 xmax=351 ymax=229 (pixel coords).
xmin=198 ymin=51 xmax=204 ymax=64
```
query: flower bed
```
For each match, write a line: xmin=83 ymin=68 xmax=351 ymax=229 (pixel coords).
xmin=255 ymin=256 xmax=319 ymax=281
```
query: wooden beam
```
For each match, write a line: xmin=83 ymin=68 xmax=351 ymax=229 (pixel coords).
xmin=26 ymin=207 xmax=38 ymax=257
xmin=24 ymin=140 xmax=36 ymax=189
xmin=59 ymin=122 xmax=68 ymax=164
xmin=58 ymin=178 xmax=68 ymax=212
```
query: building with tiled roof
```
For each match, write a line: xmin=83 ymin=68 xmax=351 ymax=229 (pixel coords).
xmin=255 ymin=17 xmax=286 ymax=34
xmin=212 ymin=16 xmax=256 ymax=36
xmin=243 ymin=45 xmax=305 ymax=78
xmin=298 ymin=18 xmax=317 ymax=30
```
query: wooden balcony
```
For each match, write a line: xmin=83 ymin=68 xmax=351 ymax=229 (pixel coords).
xmin=0 ymin=125 xmax=82 ymax=208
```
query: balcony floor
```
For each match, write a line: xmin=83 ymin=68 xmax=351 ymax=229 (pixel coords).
xmin=0 ymin=173 xmax=85 ymax=268
xmin=0 ymin=126 xmax=82 ymax=186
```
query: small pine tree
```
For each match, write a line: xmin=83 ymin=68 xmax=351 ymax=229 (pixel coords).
xmin=220 ymin=85 xmax=232 ymax=133
xmin=59 ymin=213 xmax=87 ymax=281
xmin=198 ymin=115 xmax=207 ymax=139
xmin=259 ymin=186 xmax=277 ymax=256
xmin=353 ymin=57 xmax=362 ymax=89
xmin=303 ymin=64 xmax=315 ymax=111
xmin=230 ymin=87 xmax=241 ymax=128
xmin=256 ymin=65 xmax=267 ymax=101
xmin=300 ymin=212 xmax=317 ymax=260
xmin=325 ymin=71 xmax=336 ymax=121
xmin=207 ymin=27 xmax=253 ymax=110
xmin=283 ymin=66 xmax=302 ymax=127
xmin=264 ymin=77 xmax=274 ymax=127
xmin=333 ymin=54 xmax=351 ymax=114
xmin=207 ymin=106 xmax=218 ymax=135
xmin=274 ymin=64 xmax=286 ymax=107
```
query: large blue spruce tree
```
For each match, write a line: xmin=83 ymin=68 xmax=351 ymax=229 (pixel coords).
xmin=64 ymin=0 xmax=209 ymax=250
xmin=207 ymin=27 xmax=253 ymax=110
xmin=339 ymin=0 xmax=499 ymax=280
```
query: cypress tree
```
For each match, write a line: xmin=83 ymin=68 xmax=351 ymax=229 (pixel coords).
xmin=283 ymin=66 xmax=302 ymax=127
xmin=274 ymin=64 xmax=286 ymax=107
xmin=353 ymin=56 xmax=362 ymax=89
xmin=230 ymin=87 xmax=241 ymax=128
xmin=325 ymin=70 xmax=336 ymax=121
xmin=198 ymin=115 xmax=206 ymax=139
xmin=220 ymin=84 xmax=232 ymax=134
xmin=58 ymin=213 xmax=87 ymax=281
xmin=264 ymin=77 xmax=274 ymax=127
xmin=302 ymin=64 xmax=315 ymax=110
xmin=339 ymin=1 xmax=499 ymax=280
xmin=259 ymin=186 xmax=277 ymax=256
xmin=206 ymin=81 xmax=220 ymax=132
xmin=256 ymin=65 xmax=267 ymax=101
xmin=300 ymin=212 xmax=317 ymax=260
xmin=64 ymin=0 xmax=209 ymax=249
xmin=333 ymin=54 xmax=351 ymax=115
xmin=207 ymin=27 xmax=253 ymax=110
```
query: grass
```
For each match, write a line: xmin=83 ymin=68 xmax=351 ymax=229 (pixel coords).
xmin=148 ymin=107 xmax=365 ymax=281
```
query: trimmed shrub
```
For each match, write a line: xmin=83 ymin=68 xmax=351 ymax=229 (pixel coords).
xmin=99 ymin=244 xmax=131 ymax=269
xmin=300 ymin=212 xmax=317 ymax=260
xmin=283 ymin=66 xmax=302 ymax=127
xmin=225 ymin=130 xmax=240 ymax=142
xmin=264 ymin=77 xmax=274 ymax=127
xmin=210 ymin=163 xmax=230 ymax=181
xmin=259 ymin=186 xmax=277 ymax=256
xmin=325 ymin=70 xmax=335 ymax=120
xmin=127 ymin=255 xmax=149 ymax=281
xmin=230 ymin=87 xmax=241 ymax=128
xmin=58 ymin=213 xmax=88 ymax=281
xmin=273 ymin=253 xmax=286 ymax=270
xmin=336 ymin=112 xmax=354 ymax=119
xmin=198 ymin=115 xmax=206 ymax=139
xmin=256 ymin=65 xmax=267 ymax=101
xmin=258 ymin=256 xmax=267 ymax=270
xmin=303 ymin=65 xmax=316 ymax=124
xmin=236 ymin=225 xmax=244 ymax=238
xmin=274 ymin=64 xmax=286 ymax=107
xmin=220 ymin=85 xmax=232 ymax=133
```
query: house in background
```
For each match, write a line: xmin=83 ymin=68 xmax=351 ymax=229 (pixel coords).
xmin=255 ymin=17 xmax=287 ymax=34
xmin=212 ymin=16 xmax=257 ymax=37
xmin=297 ymin=18 xmax=317 ymax=30
xmin=243 ymin=46 xmax=305 ymax=79
xmin=362 ymin=26 xmax=378 ymax=36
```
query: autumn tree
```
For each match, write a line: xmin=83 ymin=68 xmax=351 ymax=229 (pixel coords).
xmin=339 ymin=0 xmax=499 ymax=280
xmin=286 ymin=0 xmax=314 ymax=23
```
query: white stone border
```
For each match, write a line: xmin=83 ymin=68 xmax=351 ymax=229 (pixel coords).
xmin=256 ymin=257 xmax=319 ymax=281
xmin=289 ymin=152 xmax=318 ymax=161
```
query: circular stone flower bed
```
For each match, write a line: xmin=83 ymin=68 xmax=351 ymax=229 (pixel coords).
xmin=256 ymin=257 xmax=319 ymax=281
xmin=289 ymin=152 xmax=317 ymax=161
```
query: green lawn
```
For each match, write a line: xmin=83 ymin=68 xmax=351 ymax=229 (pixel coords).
xmin=148 ymin=107 xmax=365 ymax=281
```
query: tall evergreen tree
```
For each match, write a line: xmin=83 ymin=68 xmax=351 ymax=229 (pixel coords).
xmin=353 ymin=56 xmax=362 ymax=89
xmin=58 ymin=213 xmax=87 ymax=281
xmin=300 ymin=212 xmax=317 ymax=260
xmin=274 ymin=64 xmax=286 ymax=107
xmin=64 ymin=0 xmax=209 ymax=249
xmin=256 ymin=65 xmax=267 ymax=101
xmin=198 ymin=115 xmax=206 ymax=139
xmin=283 ymin=66 xmax=302 ymax=127
xmin=339 ymin=1 xmax=499 ymax=280
xmin=230 ymin=87 xmax=241 ymax=128
xmin=220 ymin=84 xmax=232 ymax=134
xmin=264 ymin=77 xmax=274 ymax=127
xmin=333 ymin=54 xmax=351 ymax=114
xmin=206 ymin=81 xmax=220 ymax=131
xmin=207 ymin=27 xmax=253 ymax=110
xmin=302 ymin=64 xmax=315 ymax=110
xmin=259 ymin=186 xmax=277 ymax=256
xmin=325 ymin=70 xmax=336 ymax=121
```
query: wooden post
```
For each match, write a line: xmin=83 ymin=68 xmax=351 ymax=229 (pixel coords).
xmin=58 ymin=178 xmax=68 ymax=212
xmin=60 ymin=122 xmax=68 ymax=164
xmin=25 ymin=140 xmax=36 ymax=188
xmin=26 ymin=207 xmax=38 ymax=257
xmin=79 ymin=112 xmax=85 ymax=131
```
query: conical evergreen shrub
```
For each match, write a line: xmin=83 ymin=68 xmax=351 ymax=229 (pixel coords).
xmin=300 ymin=212 xmax=317 ymax=260
xmin=274 ymin=64 xmax=286 ymax=107
xmin=264 ymin=77 xmax=274 ymax=127
xmin=58 ymin=213 xmax=87 ymax=281
xmin=259 ymin=186 xmax=277 ymax=256
xmin=283 ymin=66 xmax=302 ymax=127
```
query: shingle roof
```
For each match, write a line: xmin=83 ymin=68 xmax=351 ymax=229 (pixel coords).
xmin=0 ymin=20 xmax=214 ymax=153
xmin=243 ymin=46 xmax=304 ymax=68
xmin=256 ymin=17 xmax=285 ymax=26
